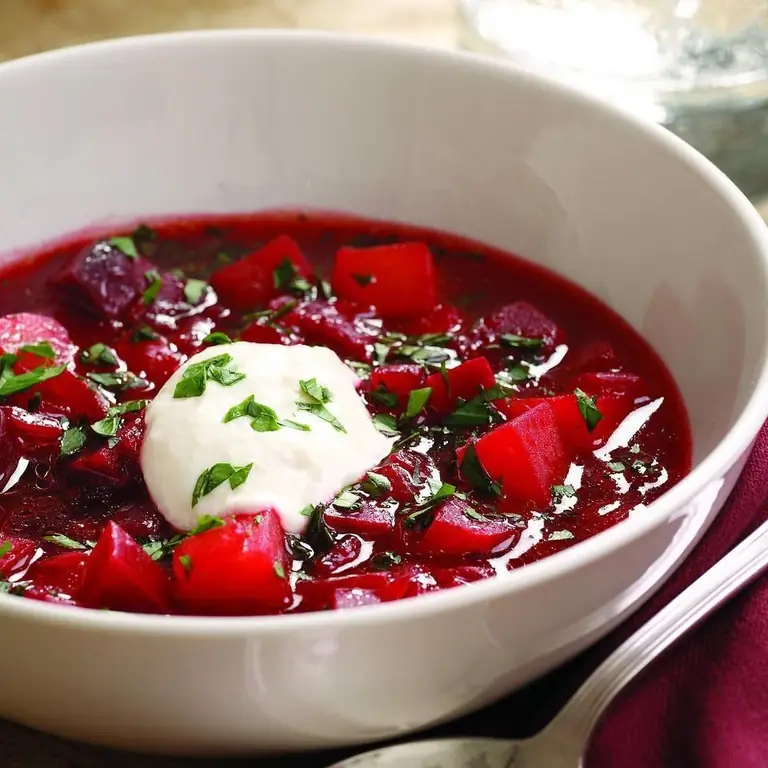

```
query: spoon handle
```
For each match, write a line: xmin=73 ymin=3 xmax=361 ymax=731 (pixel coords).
xmin=557 ymin=512 xmax=768 ymax=740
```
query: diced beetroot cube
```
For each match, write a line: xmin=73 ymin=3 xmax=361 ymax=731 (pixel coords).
xmin=0 ymin=408 xmax=22 ymax=489
xmin=386 ymin=303 xmax=465 ymax=337
xmin=460 ymin=403 xmax=570 ymax=507
xmin=571 ymin=372 xmax=647 ymax=401
xmin=110 ymin=500 xmax=169 ymax=541
xmin=480 ymin=301 xmax=565 ymax=355
xmin=210 ymin=236 xmax=312 ymax=311
xmin=69 ymin=445 xmax=126 ymax=485
xmin=310 ymin=534 xmax=363 ymax=578
xmin=282 ymin=300 xmax=378 ymax=362
xmin=173 ymin=510 xmax=291 ymax=615
xmin=324 ymin=501 xmax=396 ymax=538
xmin=168 ymin=316 xmax=217 ymax=356
xmin=137 ymin=273 xmax=213 ymax=331
xmin=369 ymin=364 xmax=425 ymax=407
xmin=432 ymin=563 xmax=496 ymax=590
xmin=330 ymin=588 xmax=382 ymax=610
xmin=297 ymin=570 xmax=399 ymax=610
xmin=24 ymin=551 xmax=89 ymax=602
xmin=0 ymin=536 xmax=38 ymax=577
xmin=2 ymin=407 xmax=63 ymax=457
xmin=385 ymin=564 xmax=439 ymax=599
xmin=80 ymin=522 xmax=170 ymax=614
xmin=412 ymin=497 xmax=517 ymax=556
xmin=569 ymin=339 xmax=621 ymax=372
xmin=331 ymin=242 xmax=437 ymax=317
xmin=115 ymin=335 xmax=185 ymax=389
xmin=0 ymin=313 xmax=77 ymax=363
xmin=11 ymin=353 xmax=108 ymax=421
xmin=54 ymin=240 xmax=153 ymax=319
xmin=240 ymin=320 xmax=301 ymax=346
xmin=378 ymin=450 xmax=439 ymax=503
xmin=112 ymin=414 xmax=145 ymax=468
xmin=425 ymin=357 xmax=496 ymax=414
xmin=498 ymin=393 xmax=635 ymax=450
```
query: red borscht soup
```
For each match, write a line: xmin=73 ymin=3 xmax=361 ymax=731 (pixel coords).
xmin=0 ymin=213 xmax=691 ymax=616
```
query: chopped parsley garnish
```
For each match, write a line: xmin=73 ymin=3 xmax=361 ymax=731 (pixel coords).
xmin=173 ymin=353 xmax=245 ymax=399
xmin=370 ymin=552 xmax=402 ymax=570
xmin=273 ymin=258 xmax=311 ymax=294
xmin=459 ymin=443 xmax=502 ymax=497
xmin=178 ymin=554 xmax=193 ymax=573
xmin=352 ymin=273 xmax=375 ymax=287
xmin=80 ymin=342 xmax=118 ymax=367
xmin=403 ymin=481 xmax=456 ymax=529
xmin=183 ymin=278 xmax=208 ymax=305
xmin=500 ymin=333 xmax=545 ymax=351
xmin=363 ymin=471 xmax=392 ymax=496
xmin=203 ymin=332 xmax=232 ymax=346
xmin=189 ymin=515 xmax=225 ymax=536
xmin=91 ymin=399 xmax=148 ymax=438
xmin=192 ymin=462 xmax=254 ymax=507
xmin=372 ymin=413 xmax=399 ymax=437
xmin=405 ymin=387 xmax=432 ymax=419
xmin=333 ymin=490 xmax=360 ymax=509
xmin=132 ymin=223 xmax=156 ymax=242
xmin=299 ymin=505 xmax=315 ymax=517
xmin=43 ymin=533 xmax=89 ymax=550
xmin=60 ymin=426 xmax=87 ymax=457
xmin=552 ymin=484 xmax=577 ymax=503
xmin=87 ymin=370 xmax=146 ymax=392
xmin=130 ymin=324 xmax=160 ymax=342
xmin=0 ymin=541 xmax=11 ymax=558
xmin=223 ymin=394 xmax=309 ymax=432
xmin=297 ymin=378 xmax=345 ymax=433
xmin=142 ymin=535 xmax=184 ymax=561
xmin=107 ymin=236 xmax=139 ymax=260
xmin=548 ymin=530 xmax=575 ymax=541
xmin=574 ymin=388 xmax=603 ymax=432
xmin=607 ymin=461 xmax=626 ymax=473
xmin=301 ymin=504 xmax=335 ymax=554
xmin=463 ymin=507 xmax=487 ymax=522
xmin=369 ymin=387 xmax=398 ymax=409
xmin=0 ymin=355 xmax=66 ymax=397
xmin=142 ymin=270 xmax=163 ymax=305
xmin=444 ymin=383 xmax=512 ymax=428
xmin=273 ymin=561 xmax=286 ymax=579
xmin=19 ymin=341 xmax=55 ymax=359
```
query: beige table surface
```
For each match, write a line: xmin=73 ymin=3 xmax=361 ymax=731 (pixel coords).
xmin=0 ymin=2 xmax=766 ymax=765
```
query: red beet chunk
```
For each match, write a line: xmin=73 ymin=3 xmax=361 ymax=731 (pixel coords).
xmin=80 ymin=522 xmax=170 ymax=614
xmin=282 ymin=300 xmax=378 ymax=362
xmin=432 ymin=563 xmax=496 ymax=590
xmin=310 ymin=534 xmax=363 ymax=578
xmin=331 ymin=588 xmax=382 ymax=610
xmin=378 ymin=449 xmax=440 ymax=503
xmin=240 ymin=319 xmax=301 ymax=346
xmin=499 ymin=393 xmax=635 ymax=450
xmin=2 ymin=407 xmax=63 ymax=457
xmin=69 ymin=445 xmax=126 ymax=485
xmin=173 ymin=510 xmax=291 ymax=616
xmin=569 ymin=339 xmax=621 ymax=372
xmin=110 ymin=501 xmax=168 ymax=541
xmin=462 ymin=403 xmax=570 ymax=507
xmin=169 ymin=316 xmax=217 ymax=356
xmin=10 ymin=352 xmax=108 ymax=421
xmin=0 ymin=313 xmax=76 ymax=363
xmin=210 ymin=235 xmax=312 ymax=311
xmin=482 ymin=301 xmax=565 ymax=354
xmin=425 ymin=357 xmax=496 ymax=414
xmin=390 ymin=564 xmax=439 ymax=599
xmin=571 ymin=372 xmax=647 ymax=401
xmin=331 ymin=242 xmax=437 ymax=317
xmin=115 ymin=334 xmax=185 ymax=389
xmin=298 ymin=570 xmax=396 ymax=609
xmin=324 ymin=501 xmax=396 ymax=538
xmin=112 ymin=414 xmax=146 ymax=469
xmin=0 ymin=536 xmax=38 ymax=578
xmin=386 ymin=303 xmax=464 ymax=337
xmin=24 ymin=551 xmax=89 ymax=603
xmin=413 ymin=497 xmax=517 ymax=556
xmin=54 ymin=240 xmax=153 ymax=319
xmin=369 ymin=364 xmax=425 ymax=407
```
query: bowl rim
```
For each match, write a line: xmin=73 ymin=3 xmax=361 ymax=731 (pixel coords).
xmin=1 ymin=28 xmax=767 ymax=636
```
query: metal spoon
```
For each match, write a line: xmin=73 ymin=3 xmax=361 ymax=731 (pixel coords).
xmin=329 ymin=513 xmax=768 ymax=768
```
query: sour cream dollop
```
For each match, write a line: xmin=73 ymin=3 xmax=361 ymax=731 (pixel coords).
xmin=140 ymin=342 xmax=393 ymax=533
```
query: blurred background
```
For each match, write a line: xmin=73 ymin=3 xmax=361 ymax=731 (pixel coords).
xmin=2 ymin=0 xmax=767 ymax=215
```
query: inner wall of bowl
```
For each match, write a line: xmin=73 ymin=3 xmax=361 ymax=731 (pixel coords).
xmin=0 ymin=34 xmax=765 ymax=465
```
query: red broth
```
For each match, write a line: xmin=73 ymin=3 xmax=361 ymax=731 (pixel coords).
xmin=0 ymin=212 xmax=691 ymax=616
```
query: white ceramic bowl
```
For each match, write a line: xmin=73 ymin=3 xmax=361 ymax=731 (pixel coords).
xmin=0 ymin=31 xmax=767 ymax=757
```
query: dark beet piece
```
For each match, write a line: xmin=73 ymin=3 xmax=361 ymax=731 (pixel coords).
xmin=54 ymin=241 xmax=152 ymax=319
